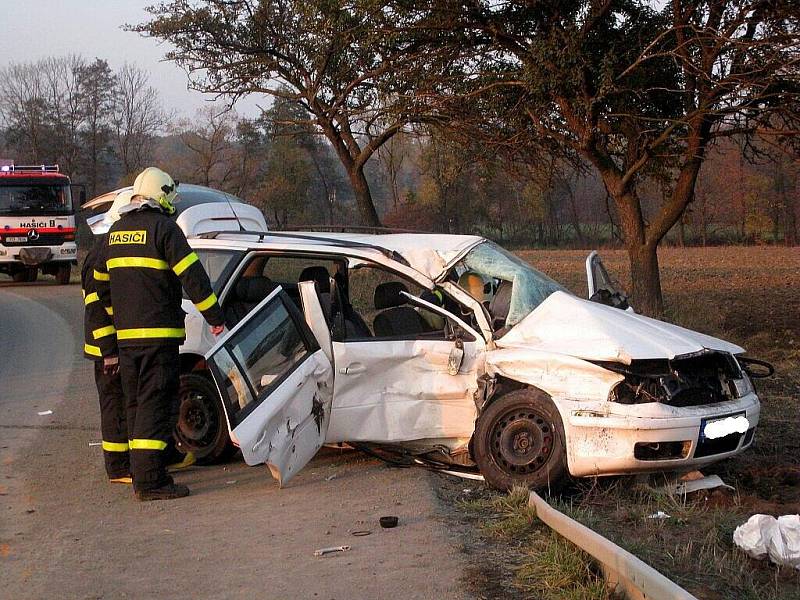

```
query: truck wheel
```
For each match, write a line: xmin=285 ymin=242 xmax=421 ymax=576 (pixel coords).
xmin=175 ymin=373 xmax=236 ymax=464
xmin=55 ymin=264 xmax=71 ymax=284
xmin=472 ymin=388 xmax=568 ymax=492
xmin=12 ymin=269 xmax=28 ymax=283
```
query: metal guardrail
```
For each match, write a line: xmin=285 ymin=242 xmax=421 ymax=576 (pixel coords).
xmin=529 ymin=492 xmax=698 ymax=600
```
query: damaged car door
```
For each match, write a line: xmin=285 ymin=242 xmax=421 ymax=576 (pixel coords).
xmin=205 ymin=288 xmax=333 ymax=486
xmin=585 ymin=250 xmax=631 ymax=310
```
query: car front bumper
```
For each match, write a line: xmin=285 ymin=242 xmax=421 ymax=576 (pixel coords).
xmin=559 ymin=392 xmax=760 ymax=477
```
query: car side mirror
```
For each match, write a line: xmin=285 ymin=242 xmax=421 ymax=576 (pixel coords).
xmin=448 ymin=338 xmax=464 ymax=376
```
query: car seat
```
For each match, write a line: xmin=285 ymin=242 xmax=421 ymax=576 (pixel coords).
xmin=488 ymin=279 xmax=513 ymax=331
xmin=372 ymin=281 xmax=429 ymax=337
xmin=225 ymin=275 xmax=277 ymax=327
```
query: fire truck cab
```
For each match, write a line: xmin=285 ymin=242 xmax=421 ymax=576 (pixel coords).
xmin=0 ymin=162 xmax=79 ymax=284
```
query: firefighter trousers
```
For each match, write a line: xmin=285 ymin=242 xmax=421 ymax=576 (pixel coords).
xmin=119 ymin=345 xmax=180 ymax=492
xmin=93 ymin=361 xmax=130 ymax=479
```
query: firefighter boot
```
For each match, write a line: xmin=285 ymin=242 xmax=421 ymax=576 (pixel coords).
xmin=135 ymin=482 xmax=190 ymax=502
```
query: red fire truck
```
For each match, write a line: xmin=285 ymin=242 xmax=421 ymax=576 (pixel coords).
xmin=0 ymin=161 xmax=81 ymax=284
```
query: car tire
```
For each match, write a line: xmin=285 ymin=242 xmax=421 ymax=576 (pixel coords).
xmin=472 ymin=388 xmax=568 ymax=492
xmin=55 ymin=264 xmax=71 ymax=285
xmin=175 ymin=372 xmax=237 ymax=464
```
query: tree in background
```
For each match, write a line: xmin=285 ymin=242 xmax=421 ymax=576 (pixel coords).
xmin=171 ymin=107 xmax=238 ymax=188
xmin=0 ymin=61 xmax=54 ymax=162
xmin=138 ymin=0 xmax=446 ymax=226
xmin=78 ymin=59 xmax=116 ymax=196
xmin=411 ymin=0 xmax=800 ymax=315
xmin=0 ymin=56 xmax=87 ymax=170
xmin=111 ymin=64 xmax=169 ymax=180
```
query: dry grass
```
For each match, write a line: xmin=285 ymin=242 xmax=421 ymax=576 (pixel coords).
xmin=458 ymin=487 xmax=613 ymax=600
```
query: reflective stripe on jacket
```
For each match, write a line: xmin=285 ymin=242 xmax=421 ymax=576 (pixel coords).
xmin=95 ymin=207 xmax=224 ymax=347
xmin=81 ymin=235 xmax=118 ymax=361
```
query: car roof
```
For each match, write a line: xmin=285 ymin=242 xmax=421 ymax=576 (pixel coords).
xmin=82 ymin=183 xmax=244 ymax=216
xmin=194 ymin=231 xmax=485 ymax=281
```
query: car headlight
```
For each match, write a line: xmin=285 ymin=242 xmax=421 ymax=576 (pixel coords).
xmin=733 ymin=374 xmax=754 ymax=398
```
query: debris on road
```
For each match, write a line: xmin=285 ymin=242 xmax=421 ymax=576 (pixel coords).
xmin=653 ymin=471 xmax=734 ymax=497
xmin=88 ymin=442 xmax=101 ymax=447
xmin=314 ymin=545 xmax=351 ymax=557
xmin=733 ymin=514 xmax=800 ymax=569
xmin=647 ymin=511 xmax=671 ymax=520
xmin=350 ymin=530 xmax=372 ymax=537
xmin=379 ymin=516 xmax=398 ymax=528
xmin=37 ymin=410 xmax=53 ymax=416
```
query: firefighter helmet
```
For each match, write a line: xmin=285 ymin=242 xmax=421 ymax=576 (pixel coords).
xmin=132 ymin=167 xmax=179 ymax=215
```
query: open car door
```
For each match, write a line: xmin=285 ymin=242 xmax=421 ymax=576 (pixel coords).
xmin=585 ymin=250 xmax=631 ymax=311
xmin=205 ymin=287 xmax=333 ymax=487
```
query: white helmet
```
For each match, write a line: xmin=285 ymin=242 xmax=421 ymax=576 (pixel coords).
xmin=132 ymin=167 xmax=179 ymax=215
xmin=88 ymin=189 xmax=135 ymax=235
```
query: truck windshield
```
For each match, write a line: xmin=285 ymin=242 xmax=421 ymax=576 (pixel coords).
xmin=0 ymin=184 xmax=73 ymax=215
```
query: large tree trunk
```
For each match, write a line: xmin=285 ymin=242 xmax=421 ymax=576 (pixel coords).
xmin=628 ymin=243 xmax=663 ymax=316
xmin=348 ymin=166 xmax=381 ymax=227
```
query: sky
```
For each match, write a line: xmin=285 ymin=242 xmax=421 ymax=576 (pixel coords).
xmin=1 ymin=1 xmax=263 ymax=118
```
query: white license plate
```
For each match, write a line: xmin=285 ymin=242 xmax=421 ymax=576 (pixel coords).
xmin=702 ymin=414 xmax=749 ymax=440
xmin=6 ymin=236 xmax=27 ymax=242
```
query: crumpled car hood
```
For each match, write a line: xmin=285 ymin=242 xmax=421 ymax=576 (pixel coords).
xmin=497 ymin=291 xmax=744 ymax=364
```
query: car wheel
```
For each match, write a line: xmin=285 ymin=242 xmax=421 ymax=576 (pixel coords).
xmin=175 ymin=372 xmax=236 ymax=464
xmin=472 ymin=388 xmax=568 ymax=492
xmin=55 ymin=264 xmax=71 ymax=284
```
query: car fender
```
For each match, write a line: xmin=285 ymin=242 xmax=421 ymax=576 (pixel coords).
xmin=181 ymin=299 xmax=216 ymax=359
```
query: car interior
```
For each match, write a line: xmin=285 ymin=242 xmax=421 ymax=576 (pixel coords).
xmin=221 ymin=253 xmax=465 ymax=341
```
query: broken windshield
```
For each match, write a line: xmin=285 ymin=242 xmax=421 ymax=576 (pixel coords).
xmin=453 ymin=241 xmax=568 ymax=327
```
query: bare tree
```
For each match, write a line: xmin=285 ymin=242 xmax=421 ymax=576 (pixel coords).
xmin=0 ymin=56 xmax=87 ymax=168
xmin=111 ymin=64 xmax=168 ymax=179
xmin=172 ymin=107 xmax=237 ymax=188
xmin=137 ymin=0 xmax=448 ymax=226
xmin=0 ymin=62 xmax=50 ymax=161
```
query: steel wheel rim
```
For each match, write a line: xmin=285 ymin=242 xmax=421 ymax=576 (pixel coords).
xmin=490 ymin=408 xmax=553 ymax=474
xmin=177 ymin=384 xmax=218 ymax=451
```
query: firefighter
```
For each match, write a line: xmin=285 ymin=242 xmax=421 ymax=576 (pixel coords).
xmin=84 ymin=191 xmax=134 ymax=484
xmin=95 ymin=168 xmax=225 ymax=501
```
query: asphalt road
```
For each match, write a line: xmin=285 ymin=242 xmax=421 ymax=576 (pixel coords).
xmin=0 ymin=281 xmax=468 ymax=599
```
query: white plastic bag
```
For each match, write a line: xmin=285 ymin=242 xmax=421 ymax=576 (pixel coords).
xmin=733 ymin=514 xmax=800 ymax=569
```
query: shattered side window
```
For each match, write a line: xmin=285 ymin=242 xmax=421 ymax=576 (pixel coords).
xmin=455 ymin=241 xmax=568 ymax=326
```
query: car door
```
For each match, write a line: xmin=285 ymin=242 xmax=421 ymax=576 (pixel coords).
xmin=585 ymin=250 xmax=632 ymax=311
xmin=205 ymin=286 xmax=333 ymax=487
xmin=327 ymin=290 xmax=486 ymax=445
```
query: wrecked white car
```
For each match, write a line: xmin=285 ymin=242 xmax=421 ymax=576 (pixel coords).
xmin=175 ymin=231 xmax=761 ymax=490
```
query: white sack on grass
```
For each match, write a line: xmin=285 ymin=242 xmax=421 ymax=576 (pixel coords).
xmin=733 ymin=514 xmax=800 ymax=569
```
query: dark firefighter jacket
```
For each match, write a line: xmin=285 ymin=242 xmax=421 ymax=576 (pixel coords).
xmin=95 ymin=206 xmax=224 ymax=347
xmin=82 ymin=234 xmax=118 ymax=360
